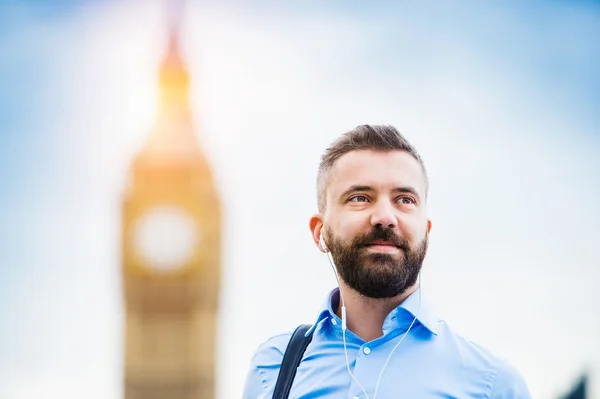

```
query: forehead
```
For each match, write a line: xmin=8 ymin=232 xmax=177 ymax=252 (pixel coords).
xmin=327 ymin=149 xmax=426 ymax=198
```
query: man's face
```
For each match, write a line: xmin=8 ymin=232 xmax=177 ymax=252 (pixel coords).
xmin=320 ymin=149 xmax=431 ymax=299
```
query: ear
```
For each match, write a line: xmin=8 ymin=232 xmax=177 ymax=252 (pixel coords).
xmin=309 ymin=214 xmax=326 ymax=253
xmin=427 ymin=219 xmax=432 ymax=233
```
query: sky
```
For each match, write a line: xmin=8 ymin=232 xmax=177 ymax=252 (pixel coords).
xmin=0 ymin=0 xmax=599 ymax=398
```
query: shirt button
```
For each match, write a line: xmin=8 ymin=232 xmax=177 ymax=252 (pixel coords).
xmin=363 ymin=347 xmax=371 ymax=355
xmin=331 ymin=318 xmax=337 ymax=325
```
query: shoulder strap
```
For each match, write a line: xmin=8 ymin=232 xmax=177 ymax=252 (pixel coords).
xmin=272 ymin=324 xmax=314 ymax=399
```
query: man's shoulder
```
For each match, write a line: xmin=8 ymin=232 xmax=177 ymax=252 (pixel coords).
xmin=242 ymin=329 xmax=296 ymax=399
xmin=437 ymin=320 xmax=506 ymax=368
xmin=437 ymin=321 xmax=531 ymax=397
xmin=250 ymin=329 xmax=296 ymax=368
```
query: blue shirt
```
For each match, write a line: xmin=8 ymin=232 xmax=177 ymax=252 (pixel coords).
xmin=242 ymin=288 xmax=531 ymax=399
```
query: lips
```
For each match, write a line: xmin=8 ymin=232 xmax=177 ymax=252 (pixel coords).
xmin=368 ymin=240 xmax=399 ymax=247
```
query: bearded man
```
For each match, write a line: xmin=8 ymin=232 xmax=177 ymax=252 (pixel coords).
xmin=242 ymin=125 xmax=531 ymax=399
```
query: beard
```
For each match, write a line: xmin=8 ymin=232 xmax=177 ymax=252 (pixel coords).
xmin=325 ymin=225 xmax=428 ymax=299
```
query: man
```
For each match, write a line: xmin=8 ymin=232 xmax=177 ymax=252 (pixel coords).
xmin=242 ymin=125 xmax=531 ymax=398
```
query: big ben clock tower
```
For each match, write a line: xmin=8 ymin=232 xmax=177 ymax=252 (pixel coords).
xmin=121 ymin=2 xmax=220 ymax=398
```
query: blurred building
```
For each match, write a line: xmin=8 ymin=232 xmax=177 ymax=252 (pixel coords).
xmin=559 ymin=374 xmax=588 ymax=399
xmin=120 ymin=1 xmax=221 ymax=398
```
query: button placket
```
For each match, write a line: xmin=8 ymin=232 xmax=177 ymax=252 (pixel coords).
xmin=348 ymin=343 xmax=376 ymax=399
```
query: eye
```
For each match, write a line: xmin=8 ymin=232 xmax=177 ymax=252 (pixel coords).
xmin=397 ymin=197 xmax=415 ymax=205
xmin=349 ymin=195 xmax=369 ymax=203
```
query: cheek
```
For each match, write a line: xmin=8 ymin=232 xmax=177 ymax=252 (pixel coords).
xmin=400 ymin=215 xmax=428 ymax=241
xmin=333 ymin=214 xmax=368 ymax=241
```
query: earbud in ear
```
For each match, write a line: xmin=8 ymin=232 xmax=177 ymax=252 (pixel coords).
xmin=319 ymin=234 xmax=328 ymax=252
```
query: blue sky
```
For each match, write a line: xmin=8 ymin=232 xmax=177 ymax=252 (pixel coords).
xmin=1 ymin=1 xmax=599 ymax=398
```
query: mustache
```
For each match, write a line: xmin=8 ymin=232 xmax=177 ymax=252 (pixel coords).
xmin=354 ymin=227 xmax=410 ymax=250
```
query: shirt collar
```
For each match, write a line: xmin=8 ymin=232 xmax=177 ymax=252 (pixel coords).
xmin=305 ymin=287 xmax=439 ymax=337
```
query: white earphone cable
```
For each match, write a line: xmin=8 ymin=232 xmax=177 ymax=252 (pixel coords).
xmin=325 ymin=250 xmax=370 ymax=399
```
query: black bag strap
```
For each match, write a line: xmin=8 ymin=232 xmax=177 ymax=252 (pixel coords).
xmin=272 ymin=324 xmax=314 ymax=399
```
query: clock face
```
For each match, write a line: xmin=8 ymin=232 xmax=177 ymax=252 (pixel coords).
xmin=133 ymin=205 xmax=200 ymax=273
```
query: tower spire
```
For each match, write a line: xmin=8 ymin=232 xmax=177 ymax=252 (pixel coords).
xmin=165 ymin=0 xmax=184 ymax=59
xmin=138 ymin=0 xmax=200 ymax=163
xmin=167 ymin=0 xmax=184 ymax=40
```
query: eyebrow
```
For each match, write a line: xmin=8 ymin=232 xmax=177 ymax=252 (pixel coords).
xmin=339 ymin=185 xmax=421 ymax=203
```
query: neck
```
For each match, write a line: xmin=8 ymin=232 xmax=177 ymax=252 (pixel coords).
xmin=335 ymin=281 xmax=418 ymax=342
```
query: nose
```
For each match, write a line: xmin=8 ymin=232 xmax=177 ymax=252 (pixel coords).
xmin=370 ymin=200 xmax=397 ymax=229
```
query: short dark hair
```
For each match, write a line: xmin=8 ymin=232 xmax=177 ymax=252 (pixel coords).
xmin=317 ymin=124 xmax=428 ymax=212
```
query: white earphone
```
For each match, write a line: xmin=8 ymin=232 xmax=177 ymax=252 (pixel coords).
xmin=319 ymin=229 xmax=421 ymax=399
xmin=319 ymin=234 xmax=328 ymax=252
